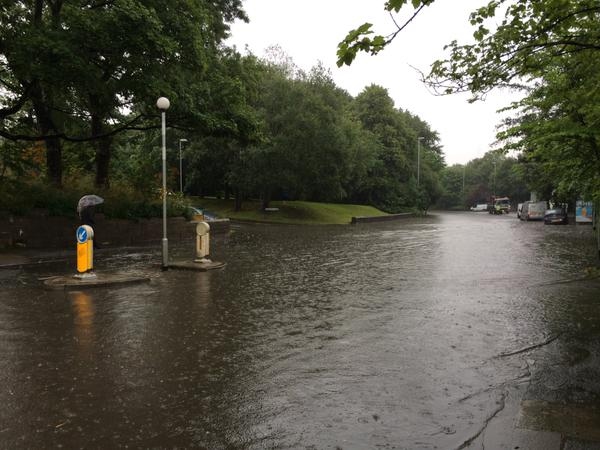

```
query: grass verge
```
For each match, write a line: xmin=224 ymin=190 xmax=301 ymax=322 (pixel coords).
xmin=189 ymin=198 xmax=389 ymax=225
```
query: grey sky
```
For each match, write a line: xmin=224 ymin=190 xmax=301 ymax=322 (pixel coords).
xmin=228 ymin=0 xmax=519 ymax=165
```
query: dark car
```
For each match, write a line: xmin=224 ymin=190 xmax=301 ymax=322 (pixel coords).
xmin=544 ymin=208 xmax=568 ymax=225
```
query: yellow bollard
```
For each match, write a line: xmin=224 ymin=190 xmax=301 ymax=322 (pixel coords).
xmin=76 ymin=225 xmax=94 ymax=274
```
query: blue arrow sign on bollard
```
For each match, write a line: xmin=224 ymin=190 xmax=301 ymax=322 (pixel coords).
xmin=76 ymin=226 xmax=88 ymax=244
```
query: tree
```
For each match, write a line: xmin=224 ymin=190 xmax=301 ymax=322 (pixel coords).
xmin=242 ymin=58 xmax=361 ymax=208
xmin=351 ymin=85 xmax=443 ymax=212
xmin=436 ymin=165 xmax=466 ymax=210
xmin=338 ymin=1 xmax=600 ymax=96
xmin=0 ymin=0 xmax=249 ymax=187
xmin=498 ymin=50 xmax=600 ymax=202
xmin=338 ymin=0 xmax=600 ymax=204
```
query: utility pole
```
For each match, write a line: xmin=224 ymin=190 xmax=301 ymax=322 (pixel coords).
xmin=493 ymin=160 xmax=497 ymax=198
xmin=417 ymin=136 xmax=424 ymax=186
xmin=179 ymin=138 xmax=188 ymax=193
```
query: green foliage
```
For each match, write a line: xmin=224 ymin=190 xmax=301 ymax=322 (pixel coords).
xmin=0 ymin=140 xmax=37 ymax=180
xmin=0 ymin=0 xmax=251 ymax=186
xmin=2 ymin=8 xmax=448 ymax=220
xmin=437 ymin=153 xmax=529 ymax=210
xmin=497 ymin=50 xmax=600 ymax=203
xmin=180 ymin=54 xmax=444 ymax=213
xmin=337 ymin=23 xmax=387 ymax=67
xmin=0 ymin=179 xmax=80 ymax=217
xmin=349 ymin=85 xmax=442 ymax=212
xmin=341 ymin=0 xmax=600 ymax=207
xmin=337 ymin=0 xmax=433 ymax=66
xmin=428 ymin=0 xmax=600 ymax=97
xmin=101 ymin=186 xmax=188 ymax=220
xmin=436 ymin=165 xmax=466 ymax=210
xmin=0 ymin=178 xmax=189 ymax=220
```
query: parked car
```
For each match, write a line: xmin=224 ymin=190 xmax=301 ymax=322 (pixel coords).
xmin=470 ymin=204 xmax=488 ymax=212
xmin=544 ymin=208 xmax=569 ymax=225
xmin=522 ymin=201 xmax=547 ymax=221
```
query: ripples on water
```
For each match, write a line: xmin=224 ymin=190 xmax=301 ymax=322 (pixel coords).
xmin=0 ymin=212 xmax=597 ymax=448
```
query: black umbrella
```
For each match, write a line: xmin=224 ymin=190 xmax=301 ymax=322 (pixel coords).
xmin=77 ymin=195 xmax=104 ymax=214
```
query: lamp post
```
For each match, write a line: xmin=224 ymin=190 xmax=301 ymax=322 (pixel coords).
xmin=156 ymin=97 xmax=170 ymax=269
xmin=179 ymin=138 xmax=188 ymax=193
xmin=493 ymin=160 xmax=497 ymax=198
xmin=417 ymin=136 xmax=424 ymax=186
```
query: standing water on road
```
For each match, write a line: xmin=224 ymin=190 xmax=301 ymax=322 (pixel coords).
xmin=0 ymin=212 xmax=598 ymax=448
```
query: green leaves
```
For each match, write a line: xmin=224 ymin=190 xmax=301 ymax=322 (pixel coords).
xmin=428 ymin=0 xmax=600 ymax=96
xmin=385 ymin=0 xmax=426 ymax=13
xmin=339 ymin=0 xmax=600 ymax=203
xmin=337 ymin=1 xmax=432 ymax=66
xmin=336 ymin=23 xmax=383 ymax=67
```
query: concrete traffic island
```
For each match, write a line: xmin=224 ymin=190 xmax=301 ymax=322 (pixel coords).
xmin=44 ymin=271 xmax=151 ymax=290
xmin=38 ymin=217 xmax=226 ymax=288
xmin=167 ymin=259 xmax=226 ymax=272
xmin=43 ymin=224 xmax=151 ymax=290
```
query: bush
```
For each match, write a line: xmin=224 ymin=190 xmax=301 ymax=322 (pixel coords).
xmin=0 ymin=180 xmax=80 ymax=217
xmin=0 ymin=179 xmax=190 ymax=220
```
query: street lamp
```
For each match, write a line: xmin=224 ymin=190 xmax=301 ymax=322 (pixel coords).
xmin=179 ymin=138 xmax=188 ymax=193
xmin=156 ymin=96 xmax=170 ymax=269
xmin=417 ymin=136 xmax=424 ymax=186
xmin=493 ymin=160 xmax=497 ymax=198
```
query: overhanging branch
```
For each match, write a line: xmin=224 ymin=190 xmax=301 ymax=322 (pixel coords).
xmin=0 ymin=113 xmax=152 ymax=142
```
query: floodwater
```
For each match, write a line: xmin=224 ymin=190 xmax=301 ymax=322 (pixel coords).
xmin=0 ymin=212 xmax=598 ymax=449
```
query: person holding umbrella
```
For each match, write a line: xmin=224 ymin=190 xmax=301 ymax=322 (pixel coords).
xmin=77 ymin=195 xmax=104 ymax=249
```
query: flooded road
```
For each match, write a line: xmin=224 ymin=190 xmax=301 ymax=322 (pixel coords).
xmin=0 ymin=212 xmax=599 ymax=448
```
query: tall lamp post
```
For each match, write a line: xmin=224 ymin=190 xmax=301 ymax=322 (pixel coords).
xmin=417 ymin=136 xmax=424 ymax=186
xmin=157 ymin=97 xmax=170 ymax=269
xmin=493 ymin=160 xmax=497 ymax=198
xmin=178 ymin=138 xmax=188 ymax=193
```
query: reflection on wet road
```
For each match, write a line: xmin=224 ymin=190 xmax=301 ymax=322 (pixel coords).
xmin=0 ymin=212 xmax=598 ymax=448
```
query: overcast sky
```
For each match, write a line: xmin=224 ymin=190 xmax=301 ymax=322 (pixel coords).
xmin=227 ymin=0 xmax=519 ymax=166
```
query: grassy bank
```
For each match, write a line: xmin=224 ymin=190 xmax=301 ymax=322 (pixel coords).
xmin=190 ymin=198 xmax=389 ymax=225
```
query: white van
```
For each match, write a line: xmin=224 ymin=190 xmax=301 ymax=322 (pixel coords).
xmin=470 ymin=204 xmax=488 ymax=212
xmin=523 ymin=201 xmax=547 ymax=221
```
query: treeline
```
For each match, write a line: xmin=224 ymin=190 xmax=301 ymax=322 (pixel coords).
xmin=0 ymin=2 xmax=442 ymax=215
xmin=184 ymin=58 xmax=444 ymax=212
xmin=437 ymin=151 xmax=530 ymax=210
xmin=3 ymin=1 xmax=596 ymax=219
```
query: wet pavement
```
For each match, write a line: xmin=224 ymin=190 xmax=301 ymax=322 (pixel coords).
xmin=0 ymin=212 xmax=599 ymax=449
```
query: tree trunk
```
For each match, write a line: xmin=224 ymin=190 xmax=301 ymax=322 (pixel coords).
xmin=261 ymin=189 xmax=270 ymax=210
xmin=234 ymin=188 xmax=242 ymax=212
xmin=31 ymin=0 xmax=64 ymax=187
xmin=95 ymin=136 xmax=112 ymax=188
xmin=45 ymin=136 xmax=62 ymax=187
xmin=30 ymin=81 xmax=62 ymax=187
xmin=90 ymin=105 xmax=112 ymax=189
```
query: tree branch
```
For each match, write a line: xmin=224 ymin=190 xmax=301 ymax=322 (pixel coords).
xmin=0 ymin=113 xmax=152 ymax=142
xmin=0 ymin=85 xmax=31 ymax=120
xmin=385 ymin=1 xmax=432 ymax=45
